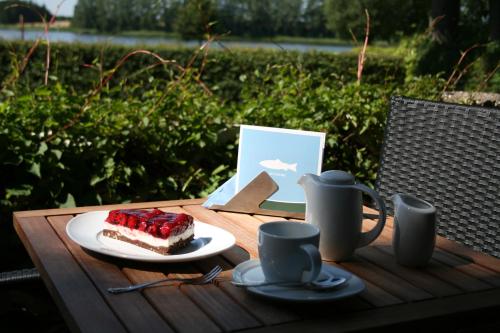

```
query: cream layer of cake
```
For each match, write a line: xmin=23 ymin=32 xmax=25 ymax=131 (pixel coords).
xmin=104 ymin=223 xmax=194 ymax=248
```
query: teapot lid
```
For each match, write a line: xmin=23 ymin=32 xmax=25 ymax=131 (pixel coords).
xmin=319 ymin=170 xmax=355 ymax=185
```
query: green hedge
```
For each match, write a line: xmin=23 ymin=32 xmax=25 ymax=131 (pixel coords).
xmin=0 ymin=63 xmax=443 ymax=215
xmin=0 ymin=41 xmax=406 ymax=101
xmin=0 ymin=79 xmax=232 ymax=210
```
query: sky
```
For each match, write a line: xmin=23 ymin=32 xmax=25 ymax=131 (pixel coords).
xmin=32 ymin=0 xmax=77 ymax=17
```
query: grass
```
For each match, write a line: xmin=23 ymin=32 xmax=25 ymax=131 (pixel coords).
xmin=351 ymin=44 xmax=400 ymax=56
xmin=220 ymin=35 xmax=352 ymax=46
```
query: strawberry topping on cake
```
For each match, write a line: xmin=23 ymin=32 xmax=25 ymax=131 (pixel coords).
xmin=103 ymin=209 xmax=194 ymax=255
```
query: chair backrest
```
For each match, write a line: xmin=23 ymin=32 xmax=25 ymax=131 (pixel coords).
xmin=376 ymin=96 xmax=500 ymax=258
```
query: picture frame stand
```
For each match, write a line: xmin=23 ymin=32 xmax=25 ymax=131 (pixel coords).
xmin=205 ymin=171 xmax=305 ymax=219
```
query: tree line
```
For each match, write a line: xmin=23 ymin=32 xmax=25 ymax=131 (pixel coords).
xmin=0 ymin=0 xmax=52 ymax=23
xmin=1 ymin=0 xmax=496 ymax=43
xmin=72 ymin=0 xmax=434 ymax=40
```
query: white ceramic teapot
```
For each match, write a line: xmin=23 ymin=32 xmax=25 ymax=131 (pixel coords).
xmin=298 ymin=170 xmax=386 ymax=261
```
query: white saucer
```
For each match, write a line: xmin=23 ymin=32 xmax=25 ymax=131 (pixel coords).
xmin=232 ymin=259 xmax=365 ymax=302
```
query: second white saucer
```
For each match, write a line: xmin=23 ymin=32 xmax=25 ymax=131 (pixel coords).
xmin=232 ymin=259 xmax=365 ymax=302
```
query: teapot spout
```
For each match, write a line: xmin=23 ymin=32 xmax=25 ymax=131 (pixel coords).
xmin=297 ymin=173 xmax=318 ymax=189
xmin=391 ymin=193 xmax=401 ymax=202
xmin=391 ymin=193 xmax=403 ymax=209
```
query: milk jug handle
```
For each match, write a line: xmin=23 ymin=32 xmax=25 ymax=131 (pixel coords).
xmin=352 ymin=183 xmax=387 ymax=248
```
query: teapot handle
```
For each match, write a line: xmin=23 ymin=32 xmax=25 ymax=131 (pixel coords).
xmin=352 ymin=183 xmax=387 ymax=248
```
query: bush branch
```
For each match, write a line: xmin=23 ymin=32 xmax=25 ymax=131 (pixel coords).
xmin=357 ymin=9 xmax=370 ymax=84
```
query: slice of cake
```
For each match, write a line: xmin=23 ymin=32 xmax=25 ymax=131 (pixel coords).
xmin=103 ymin=209 xmax=194 ymax=255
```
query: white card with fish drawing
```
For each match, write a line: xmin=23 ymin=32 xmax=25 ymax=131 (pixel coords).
xmin=236 ymin=125 xmax=325 ymax=204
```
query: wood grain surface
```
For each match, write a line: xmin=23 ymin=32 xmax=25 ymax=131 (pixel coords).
xmin=13 ymin=200 xmax=500 ymax=332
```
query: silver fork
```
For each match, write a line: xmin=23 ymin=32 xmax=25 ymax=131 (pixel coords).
xmin=107 ymin=265 xmax=222 ymax=294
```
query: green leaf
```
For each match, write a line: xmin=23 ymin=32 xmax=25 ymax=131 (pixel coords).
xmin=104 ymin=157 xmax=115 ymax=169
xmin=3 ymin=155 xmax=23 ymax=166
xmin=29 ymin=163 xmax=41 ymax=178
xmin=96 ymin=138 xmax=108 ymax=149
xmin=95 ymin=193 xmax=102 ymax=205
xmin=35 ymin=88 xmax=52 ymax=96
xmin=60 ymin=193 xmax=76 ymax=208
xmin=212 ymin=165 xmax=227 ymax=175
xmin=104 ymin=157 xmax=115 ymax=177
xmin=37 ymin=142 xmax=48 ymax=155
xmin=6 ymin=185 xmax=33 ymax=199
xmin=2 ymin=89 xmax=15 ymax=97
xmin=90 ymin=175 xmax=105 ymax=186
xmin=51 ymin=149 xmax=63 ymax=160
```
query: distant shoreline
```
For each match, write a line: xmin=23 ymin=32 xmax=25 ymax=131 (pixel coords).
xmin=0 ymin=23 xmax=352 ymax=47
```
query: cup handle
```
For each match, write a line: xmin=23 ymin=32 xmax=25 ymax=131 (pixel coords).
xmin=299 ymin=244 xmax=322 ymax=283
xmin=352 ymin=183 xmax=387 ymax=248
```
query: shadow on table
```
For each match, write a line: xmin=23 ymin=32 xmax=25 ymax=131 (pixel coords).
xmin=354 ymin=306 xmax=500 ymax=333
xmin=375 ymin=244 xmax=476 ymax=268
xmin=81 ymin=244 xmax=251 ymax=276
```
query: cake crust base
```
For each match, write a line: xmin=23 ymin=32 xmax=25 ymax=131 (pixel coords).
xmin=103 ymin=229 xmax=194 ymax=255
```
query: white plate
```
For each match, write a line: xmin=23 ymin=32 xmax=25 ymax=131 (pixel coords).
xmin=232 ymin=259 xmax=365 ymax=302
xmin=66 ymin=210 xmax=236 ymax=262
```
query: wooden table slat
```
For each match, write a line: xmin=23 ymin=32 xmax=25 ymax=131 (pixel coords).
xmin=217 ymin=281 xmax=302 ymax=324
xmin=13 ymin=198 xmax=206 ymax=218
xmin=436 ymin=237 xmax=500 ymax=274
xmin=220 ymin=245 xmax=252 ymax=267
xmin=251 ymin=214 xmax=287 ymax=223
xmin=375 ymin=245 xmax=493 ymax=292
xmin=240 ymin=288 xmax=500 ymax=333
xmin=47 ymin=215 xmax=176 ymax=333
xmin=135 ymin=208 xmax=265 ymax=332
xmin=356 ymin=279 xmax=403 ymax=307
xmin=122 ymin=268 xmax=222 ymax=333
xmin=181 ymin=284 xmax=262 ymax=331
xmin=216 ymin=212 xmax=265 ymax=241
xmin=356 ymin=246 xmax=462 ymax=297
xmin=431 ymin=248 xmax=500 ymax=287
xmin=338 ymin=256 xmax=433 ymax=302
xmin=363 ymin=217 xmax=496 ymax=294
xmin=193 ymin=252 xmax=302 ymax=326
xmin=14 ymin=216 xmax=127 ymax=333
xmin=181 ymin=205 xmax=259 ymax=258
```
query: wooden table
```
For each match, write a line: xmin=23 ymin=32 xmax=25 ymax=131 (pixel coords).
xmin=13 ymin=198 xmax=500 ymax=332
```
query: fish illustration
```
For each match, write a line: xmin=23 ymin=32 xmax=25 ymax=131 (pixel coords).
xmin=259 ymin=159 xmax=297 ymax=172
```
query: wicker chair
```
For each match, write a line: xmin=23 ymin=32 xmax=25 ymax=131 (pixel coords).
xmin=376 ymin=96 xmax=500 ymax=258
xmin=0 ymin=268 xmax=40 ymax=285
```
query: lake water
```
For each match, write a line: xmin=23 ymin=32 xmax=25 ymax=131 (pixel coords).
xmin=0 ymin=29 xmax=352 ymax=53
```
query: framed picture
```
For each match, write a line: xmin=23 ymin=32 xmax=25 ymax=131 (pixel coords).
xmin=236 ymin=125 xmax=325 ymax=210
